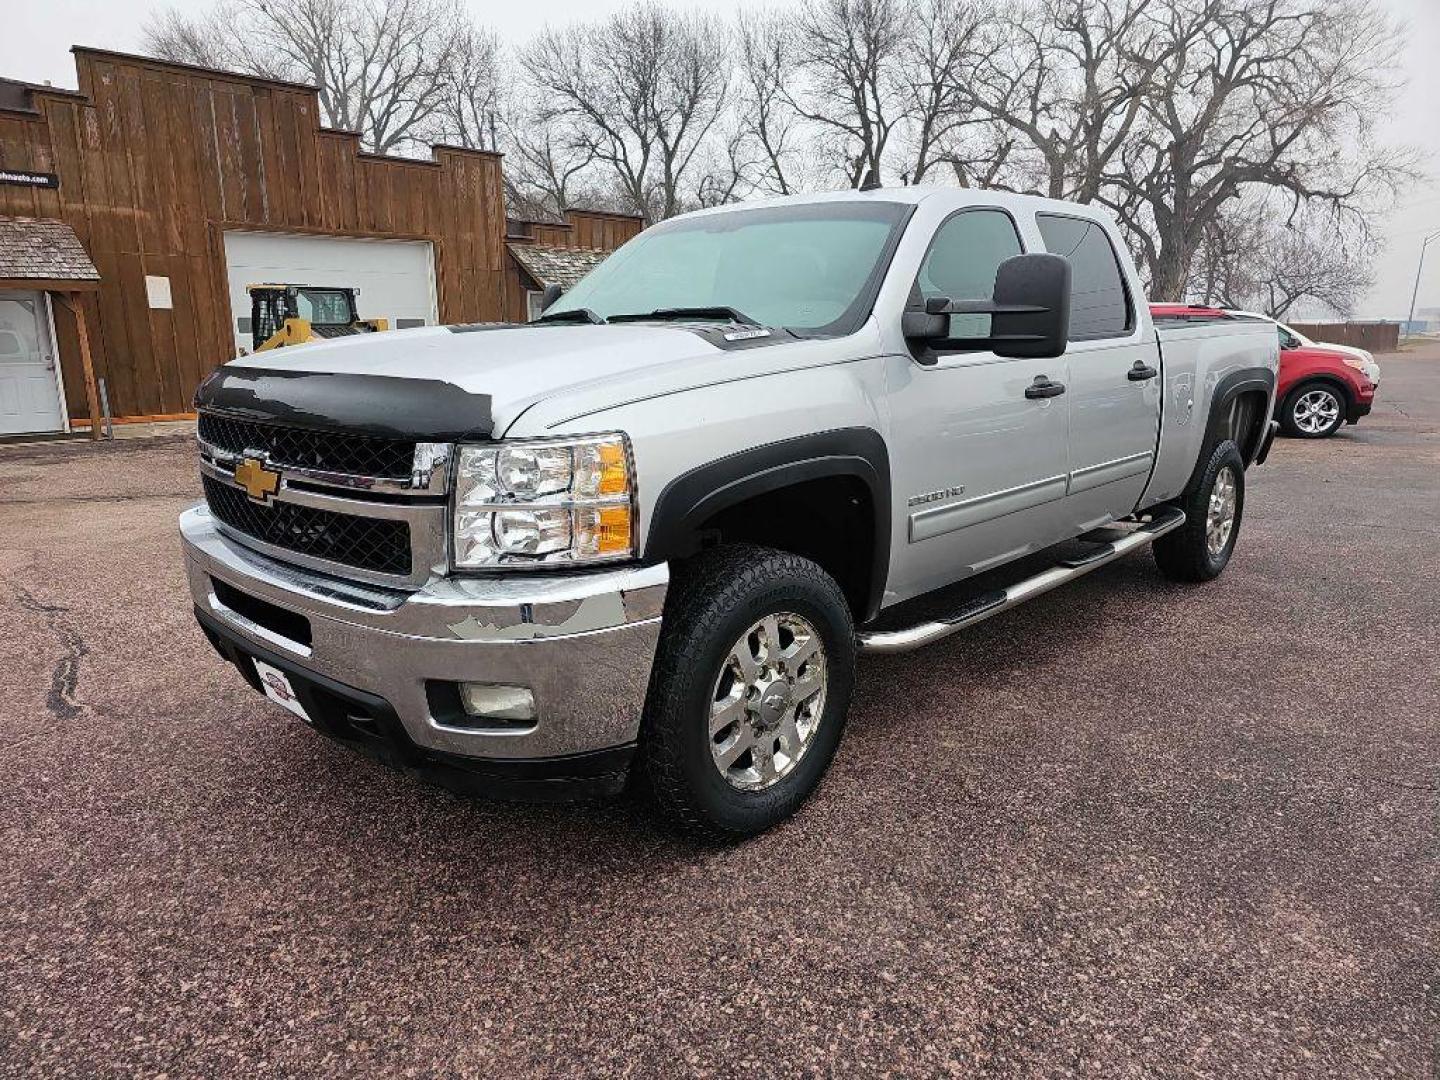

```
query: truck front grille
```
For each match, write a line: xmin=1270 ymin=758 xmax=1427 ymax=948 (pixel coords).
xmin=198 ymin=412 xmax=416 ymax=481
xmin=202 ymin=475 xmax=412 ymax=576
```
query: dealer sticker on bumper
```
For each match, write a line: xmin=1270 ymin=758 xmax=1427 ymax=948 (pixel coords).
xmin=253 ymin=659 xmax=313 ymax=724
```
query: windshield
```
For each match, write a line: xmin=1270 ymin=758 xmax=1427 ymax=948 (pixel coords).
xmin=546 ymin=201 xmax=910 ymax=336
xmin=296 ymin=289 xmax=354 ymax=325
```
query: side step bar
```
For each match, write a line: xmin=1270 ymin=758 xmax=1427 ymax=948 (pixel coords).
xmin=856 ymin=507 xmax=1187 ymax=655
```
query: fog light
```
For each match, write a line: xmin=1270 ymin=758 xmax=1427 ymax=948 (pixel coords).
xmin=459 ymin=683 xmax=536 ymax=722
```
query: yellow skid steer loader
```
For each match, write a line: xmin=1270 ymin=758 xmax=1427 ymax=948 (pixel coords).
xmin=246 ymin=284 xmax=389 ymax=352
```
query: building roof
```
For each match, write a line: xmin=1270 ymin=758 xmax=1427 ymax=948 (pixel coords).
xmin=0 ymin=217 xmax=100 ymax=284
xmin=508 ymin=243 xmax=610 ymax=291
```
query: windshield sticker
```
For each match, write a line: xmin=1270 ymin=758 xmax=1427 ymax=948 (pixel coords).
xmin=723 ymin=328 xmax=772 ymax=342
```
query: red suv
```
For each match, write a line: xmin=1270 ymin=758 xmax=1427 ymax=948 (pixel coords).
xmin=1148 ymin=305 xmax=1376 ymax=439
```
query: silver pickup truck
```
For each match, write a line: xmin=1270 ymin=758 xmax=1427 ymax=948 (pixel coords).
xmin=181 ymin=188 xmax=1279 ymax=838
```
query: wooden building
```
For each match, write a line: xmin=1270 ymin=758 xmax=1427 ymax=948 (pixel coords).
xmin=504 ymin=213 xmax=644 ymax=322
xmin=0 ymin=49 xmax=641 ymax=435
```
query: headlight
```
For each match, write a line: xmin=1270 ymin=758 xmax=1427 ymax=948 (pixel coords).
xmin=453 ymin=434 xmax=635 ymax=568
xmin=1341 ymin=356 xmax=1368 ymax=372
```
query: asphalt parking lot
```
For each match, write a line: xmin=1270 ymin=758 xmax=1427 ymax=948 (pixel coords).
xmin=2 ymin=345 xmax=1437 ymax=1078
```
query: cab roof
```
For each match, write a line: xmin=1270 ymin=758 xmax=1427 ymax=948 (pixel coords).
xmin=672 ymin=185 xmax=1122 ymax=227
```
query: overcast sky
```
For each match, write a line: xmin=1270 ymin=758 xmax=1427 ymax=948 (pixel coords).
xmin=3 ymin=0 xmax=1437 ymax=319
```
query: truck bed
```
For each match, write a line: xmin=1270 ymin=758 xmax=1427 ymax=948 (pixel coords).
xmin=1142 ymin=319 xmax=1279 ymax=508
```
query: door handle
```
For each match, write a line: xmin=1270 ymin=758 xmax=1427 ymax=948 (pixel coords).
xmin=1025 ymin=376 xmax=1066 ymax=400
xmin=1128 ymin=361 xmax=1158 ymax=381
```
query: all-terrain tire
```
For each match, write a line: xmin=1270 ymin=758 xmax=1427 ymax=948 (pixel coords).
xmin=1278 ymin=380 xmax=1347 ymax=439
xmin=637 ymin=543 xmax=855 ymax=841
xmin=1152 ymin=439 xmax=1246 ymax=583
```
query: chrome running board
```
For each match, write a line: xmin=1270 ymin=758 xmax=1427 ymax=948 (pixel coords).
xmin=856 ymin=507 xmax=1187 ymax=655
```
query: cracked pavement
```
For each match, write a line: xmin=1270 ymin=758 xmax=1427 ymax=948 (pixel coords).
xmin=1 ymin=345 xmax=1437 ymax=1077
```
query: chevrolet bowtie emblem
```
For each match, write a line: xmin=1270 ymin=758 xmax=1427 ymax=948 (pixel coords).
xmin=234 ymin=456 xmax=281 ymax=504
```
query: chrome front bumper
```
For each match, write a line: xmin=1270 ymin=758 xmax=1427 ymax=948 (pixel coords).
xmin=180 ymin=505 xmax=667 ymax=764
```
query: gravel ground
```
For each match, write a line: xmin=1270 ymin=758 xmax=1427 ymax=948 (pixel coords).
xmin=2 ymin=346 xmax=1437 ymax=1078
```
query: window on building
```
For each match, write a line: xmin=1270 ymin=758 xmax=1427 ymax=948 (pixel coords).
xmin=526 ymin=290 xmax=547 ymax=322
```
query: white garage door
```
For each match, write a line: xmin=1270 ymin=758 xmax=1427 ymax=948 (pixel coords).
xmin=223 ymin=231 xmax=438 ymax=356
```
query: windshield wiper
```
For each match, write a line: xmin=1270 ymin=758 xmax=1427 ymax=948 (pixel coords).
xmin=608 ymin=306 xmax=760 ymax=326
xmin=533 ymin=307 xmax=607 ymax=325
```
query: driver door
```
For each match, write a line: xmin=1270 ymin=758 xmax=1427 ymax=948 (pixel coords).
xmin=883 ymin=208 xmax=1072 ymax=603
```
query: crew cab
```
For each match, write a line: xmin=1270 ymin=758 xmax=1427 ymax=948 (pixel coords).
xmin=182 ymin=189 xmax=1280 ymax=838
xmin=1150 ymin=304 xmax=1376 ymax=439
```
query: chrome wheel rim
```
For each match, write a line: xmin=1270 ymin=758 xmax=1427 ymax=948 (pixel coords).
xmin=1207 ymin=466 xmax=1238 ymax=556
xmin=1294 ymin=389 xmax=1340 ymax=434
xmin=708 ymin=612 xmax=828 ymax=791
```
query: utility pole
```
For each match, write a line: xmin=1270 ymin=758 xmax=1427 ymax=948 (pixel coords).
xmin=1406 ymin=228 xmax=1440 ymax=335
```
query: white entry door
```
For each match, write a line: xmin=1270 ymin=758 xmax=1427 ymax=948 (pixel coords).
xmin=0 ymin=291 xmax=65 ymax=436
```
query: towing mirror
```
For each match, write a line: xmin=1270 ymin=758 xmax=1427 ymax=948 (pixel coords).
xmin=539 ymin=283 xmax=564 ymax=312
xmin=902 ymin=252 xmax=1072 ymax=360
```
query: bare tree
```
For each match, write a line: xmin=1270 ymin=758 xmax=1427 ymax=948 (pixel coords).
xmin=432 ymin=26 xmax=503 ymax=151
xmin=501 ymin=116 xmax=602 ymax=219
xmin=785 ymin=0 xmax=910 ymax=187
xmin=897 ymin=0 xmax=988 ymax=184
xmin=143 ymin=8 xmax=235 ymax=70
xmin=733 ymin=11 xmax=806 ymax=196
xmin=521 ymin=3 xmax=730 ymax=222
xmin=950 ymin=0 xmax=1161 ymax=200
xmin=1102 ymin=0 xmax=1416 ymax=300
xmin=1195 ymin=201 xmax=1375 ymax=318
xmin=143 ymin=0 xmax=477 ymax=155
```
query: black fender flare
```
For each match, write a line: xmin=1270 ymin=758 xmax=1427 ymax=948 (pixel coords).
xmin=642 ymin=427 xmax=892 ymax=621
xmin=1201 ymin=366 xmax=1276 ymax=467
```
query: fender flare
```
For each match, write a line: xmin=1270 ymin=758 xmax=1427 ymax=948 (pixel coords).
xmin=1201 ymin=366 xmax=1276 ymax=467
xmin=642 ymin=427 xmax=892 ymax=621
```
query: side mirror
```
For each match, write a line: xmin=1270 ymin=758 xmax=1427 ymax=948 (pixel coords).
xmin=902 ymin=252 xmax=1072 ymax=360
xmin=539 ymin=283 xmax=564 ymax=312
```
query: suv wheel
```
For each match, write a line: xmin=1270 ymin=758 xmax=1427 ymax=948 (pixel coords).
xmin=1280 ymin=382 xmax=1345 ymax=438
xmin=637 ymin=544 xmax=855 ymax=840
xmin=1153 ymin=439 xmax=1246 ymax=583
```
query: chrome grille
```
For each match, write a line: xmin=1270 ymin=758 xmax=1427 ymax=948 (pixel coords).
xmin=202 ymin=475 xmax=412 ymax=576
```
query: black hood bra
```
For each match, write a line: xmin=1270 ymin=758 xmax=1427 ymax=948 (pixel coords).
xmin=194 ymin=365 xmax=494 ymax=442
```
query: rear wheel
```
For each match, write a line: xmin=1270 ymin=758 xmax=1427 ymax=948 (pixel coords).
xmin=637 ymin=544 xmax=855 ymax=840
xmin=1153 ymin=440 xmax=1245 ymax=583
xmin=1280 ymin=382 xmax=1345 ymax=438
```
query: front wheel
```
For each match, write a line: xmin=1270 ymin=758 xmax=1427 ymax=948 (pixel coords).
xmin=637 ymin=544 xmax=855 ymax=840
xmin=1280 ymin=381 xmax=1346 ymax=438
xmin=1153 ymin=440 xmax=1246 ymax=583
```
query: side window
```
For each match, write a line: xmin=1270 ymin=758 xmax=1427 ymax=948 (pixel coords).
xmin=916 ymin=209 xmax=1024 ymax=340
xmin=1036 ymin=214 xmax=1132 ymax=339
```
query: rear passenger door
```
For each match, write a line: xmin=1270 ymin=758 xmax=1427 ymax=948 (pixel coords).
xmin=1037 ymin=213 xmax=1161 ymax=532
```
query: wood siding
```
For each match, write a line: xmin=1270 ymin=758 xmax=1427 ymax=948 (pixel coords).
xmin=0 ymin=50 xmax=511 ymax=419
xmin=502 ymin=209 xmax=644 ymax=321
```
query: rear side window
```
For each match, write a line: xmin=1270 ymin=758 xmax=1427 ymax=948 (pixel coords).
xmin=1036 ymin=214 xmax=1132 ymax=340
xmin=916 ymin=209 xmax=1024 ymax=339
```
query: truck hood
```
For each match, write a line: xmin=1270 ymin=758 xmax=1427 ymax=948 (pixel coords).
xmin=231 ymin=322 xmax=725 ymax=399
xmin=211 ymin=323 xmax=754 ymax=440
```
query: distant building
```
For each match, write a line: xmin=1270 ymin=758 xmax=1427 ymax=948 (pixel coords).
xmin=0 ymin=49 xmax=640 ymax=436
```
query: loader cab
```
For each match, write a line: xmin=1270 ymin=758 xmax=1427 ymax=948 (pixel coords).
xmin=246 ymin=284 xmax=384 ymax=352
